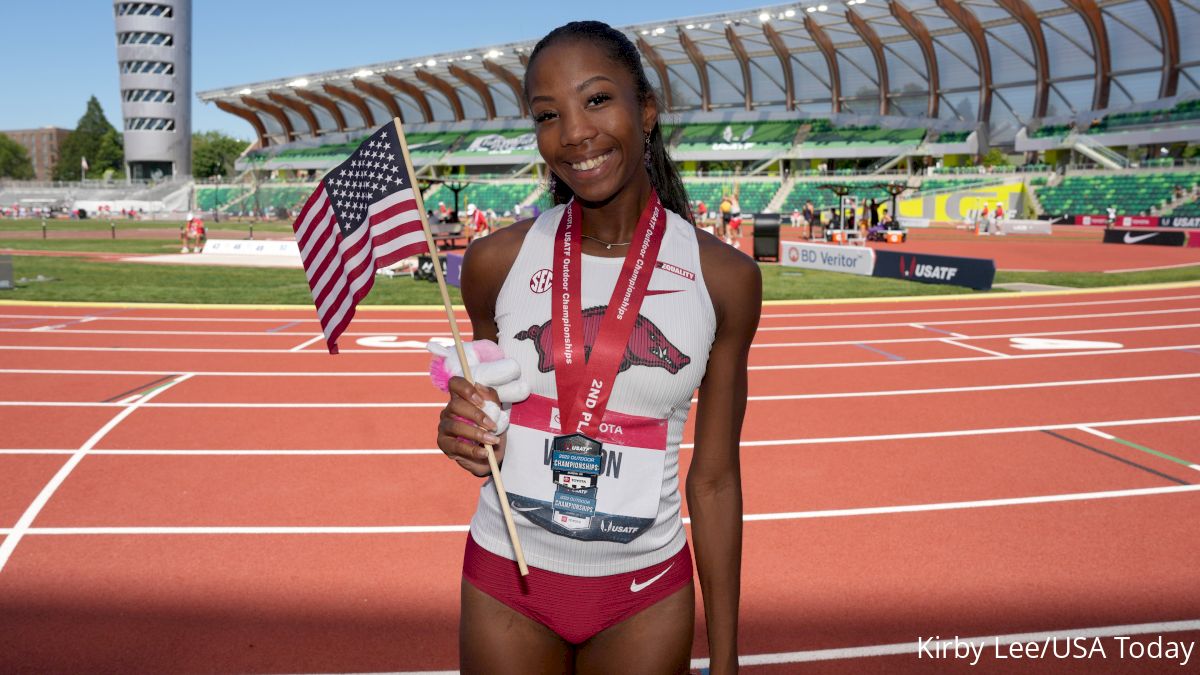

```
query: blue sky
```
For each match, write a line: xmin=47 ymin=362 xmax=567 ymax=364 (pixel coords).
xmin=0 ymin=0 xmax=757 ymax=140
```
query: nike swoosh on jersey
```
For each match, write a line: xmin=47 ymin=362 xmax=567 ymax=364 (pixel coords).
xmin=645 ymin=289 xmax=684 ymax=296
xmin=630 ymin=562 xmax=674 ymax=592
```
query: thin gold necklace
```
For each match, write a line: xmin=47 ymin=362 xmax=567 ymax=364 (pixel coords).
xmin=580 ymin=233 xmax=632 ymax=250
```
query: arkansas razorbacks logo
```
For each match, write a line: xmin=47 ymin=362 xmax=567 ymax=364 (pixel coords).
xmin=515 ymin=306 xmax=691 ymax=374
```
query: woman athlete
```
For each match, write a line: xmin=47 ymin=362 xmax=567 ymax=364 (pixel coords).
xmin=436 ymin=21 xmax=761 ymax=675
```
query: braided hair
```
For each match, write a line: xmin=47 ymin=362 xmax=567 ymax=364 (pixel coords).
xmin=524 ymin=20 xmax=693 ymax=224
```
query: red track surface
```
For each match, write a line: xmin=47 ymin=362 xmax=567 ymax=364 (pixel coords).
xmin=1 ymin=285 xmax=1199 ymax=674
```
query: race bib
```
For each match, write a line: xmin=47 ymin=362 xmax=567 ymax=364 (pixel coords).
xmin=502 ymin=394 xmax=667 ymax=543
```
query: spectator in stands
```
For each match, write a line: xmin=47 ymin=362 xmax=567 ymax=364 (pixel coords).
xmin=438 ymin=201 xmax=450 ymax=222
xmin=790 ymin=207 xmax=802 ymax=229
xmin=867 ymin=198 xmax=879 ymax=228
xmin=696 ymin=199 xmax=707 ymax=224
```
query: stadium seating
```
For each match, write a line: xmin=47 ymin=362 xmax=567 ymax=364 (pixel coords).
xmin=1034 ymin=173 xmax=1200 ymax=215
xmin=196 ymin=186 xmax=249 ymax=211
xmin=424 ymin=182 xmax=537 ymax=217
xmin=933 ymin=130 xmax=971 ymax=143
xmin=779 ymin=181 xmax=892 ymax=214
xmin=669 ymin=122 xmax=800 ymax=152
xmin=1087 ymin=98 xmax=1200 ymax=135
xmin=1170 ymin=197 xmax=1200 ymax=217
xmin=683 ymin=181 xmax=780 ymax=214
xmin=917 ymin=178 xmax=989 ymax=193
xmin=1030 ymin=124 xmax=1070 ymax=139
xmin=243 ymin=130 xmax=462 ymax=167
xmin=803 ymin=121 xmax=925 ymax=148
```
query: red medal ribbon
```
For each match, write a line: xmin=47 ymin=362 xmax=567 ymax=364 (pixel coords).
xmin=551 ymin=190 xmax=667 ymax=437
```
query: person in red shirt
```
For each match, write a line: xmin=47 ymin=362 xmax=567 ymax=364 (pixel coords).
xmin=466 ymin=203 xmax=489 ymax=240
xmin=181 ymin=213 xmax=206 ymax=253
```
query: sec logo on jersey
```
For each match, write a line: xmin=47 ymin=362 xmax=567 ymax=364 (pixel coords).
xmin=529 ymin=268 xmax=552 ymax=293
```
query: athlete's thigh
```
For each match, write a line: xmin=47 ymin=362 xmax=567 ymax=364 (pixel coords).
xmin=459 ymin=578 xmax=574 ymax=675
xmin=574 ymin=582 xmax=695 ymax=675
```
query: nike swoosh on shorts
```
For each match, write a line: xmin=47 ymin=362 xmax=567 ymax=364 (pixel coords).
xmin=629 ymin=562 xmax=674 ymax=593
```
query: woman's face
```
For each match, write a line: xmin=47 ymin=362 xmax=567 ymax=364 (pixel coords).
xmin=526 ymin=39 xmax=656 ymax=205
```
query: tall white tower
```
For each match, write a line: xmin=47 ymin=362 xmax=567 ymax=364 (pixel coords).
xmin=114 ymin=1 xmax=191 ymax=179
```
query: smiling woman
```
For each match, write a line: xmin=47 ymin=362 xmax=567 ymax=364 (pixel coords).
xmin=433 ymin=20 xmax=761 ymax=675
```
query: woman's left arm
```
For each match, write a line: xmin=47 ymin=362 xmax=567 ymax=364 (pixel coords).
xmin=689 ymin=239 xmax=762 ymax=674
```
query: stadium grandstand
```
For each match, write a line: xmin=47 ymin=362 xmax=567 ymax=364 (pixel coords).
xmin=176 ymin=0 xmax=1200 ymax=225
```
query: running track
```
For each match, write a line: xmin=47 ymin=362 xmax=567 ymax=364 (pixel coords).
xmin=1 ymin=284 xmax=1199 ymax=674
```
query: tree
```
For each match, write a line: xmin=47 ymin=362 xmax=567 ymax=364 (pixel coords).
xmin=53 ymin=96 xmax=123 ymax=180
xmin=980 ymin=148 xmax=1012 ymax=167
xmin=192 ymin=131 xmax=250 ymax=179
xmin=0 ymin=134 xmax=35 ymax=179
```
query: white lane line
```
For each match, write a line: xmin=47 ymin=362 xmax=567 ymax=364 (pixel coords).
xmin=1 ymin=484 xmax=1195 ymax=538
xmin=1077 ymin=425 xmax=1116 ymax=440
xmin=1 ymin=344 xmax=1196 ymax=376
xmin=740 ymin=372 xmax=1200 ymax=402
xmin=1191 ymin=464 xmax=1200 ymax=472
xmin=0 ymin=314 xmax=458 ymax=325
xmin=758 ymin=293 xmax=1200 ymax=318
xmin=0 ymin=449 xmax=444 ymax=456
xmin=755 ymin=306 xmax=1200 ymax=332
xmin=0 ymin=401 xmax=444 ymax=409
xmin=7 ymin=415 xmax=1199 ymax=457
xmin=289 ymin=334 xmax=325 ymax=352
xmin=753 ymin=322 xmax=1200 ymax=349
xmin=3 ymin=322 xmax=1197 ymax=354
xmin=681 ymin=414 xmax=1200 ymax=448
xmin=5 ymin=306 xmax=1198 ymax=336
xmin=11 ymin=371 xmax=1200 ymax=408
xmin=116 ymin=394 xmax=142 ymax=405
xmin=0 ymin=328 xmax=452 ymax=338
xmin=0 ymin=369 xmax=429 ymax=376
xmin=693 ymin=619 xmax=1200 ymax=669
xmin=740 ymin=484 xmax=1200 ymax=521
xmin=940 ymin=338 xmax=1009 ymax=357
xmin=751 ymin=343 xmax=1200 ymax=370
xmin=0 ymin=373 xmax=193 ymax=574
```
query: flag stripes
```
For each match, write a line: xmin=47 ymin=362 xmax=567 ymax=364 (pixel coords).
xmin=290 ymin=121 xmax=431 ymax=353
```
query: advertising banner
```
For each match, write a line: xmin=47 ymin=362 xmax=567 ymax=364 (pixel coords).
xmin=898 ymin=182 xmax=1026 ymax=222
xmin=1073 ymin=215 xmax=1111 ymax=227
xmin=997 ymin=219 xmax=1053 ymax=235
xmin=1159 ymin=216 xmax=1200 ymax=229
xmin=780 ymin=241 xmax=875 ymax=276
xmin=1102 ymin=229 xmax=1188 ymax=247
xmin=873 ymin=250 xmax=995 ymax=290
xmin=1113 ymin=216 xmax=1161 ymax=228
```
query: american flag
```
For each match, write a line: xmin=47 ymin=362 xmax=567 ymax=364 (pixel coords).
xmin=292 ymin=120 xmax=430 ymax=353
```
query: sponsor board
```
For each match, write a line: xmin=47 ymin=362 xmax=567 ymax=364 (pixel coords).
xmin=997 ymin=219 xmax=1052 ymax=235
xmin=780 ymin=241 xmax=875 ymax=276
xmin=1102 ymin=229 xmax=1188 ymax=247
xmin=873 ymin=250 xmax=995 ymax=290
xmin=1073 ymin=215 xmax=1111 ymax=227
xmin=1114 ymin=216 xmax=1161 ymax=228
xmin=1160 ymin=216 xmax=1200 ymax=229
xmin=202 ymin=239 xmax=300 ymax=256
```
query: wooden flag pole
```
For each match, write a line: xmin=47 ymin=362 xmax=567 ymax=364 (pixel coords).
xmin=391 ymin=118 xmax=529 ymax=576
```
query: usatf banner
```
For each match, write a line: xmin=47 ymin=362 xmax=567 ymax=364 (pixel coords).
xmin=873 ymin=250 xmax=996 ymax=290
xmin=1159 ymin=216 xmax=1200 ymax=229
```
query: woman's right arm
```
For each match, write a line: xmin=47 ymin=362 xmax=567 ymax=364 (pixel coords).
xmin=435 ymin=219 xmax=533 ymax=476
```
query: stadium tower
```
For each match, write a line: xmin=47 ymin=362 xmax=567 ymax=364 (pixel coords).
xmin=113 ymin=1 xmax=191 ymax=179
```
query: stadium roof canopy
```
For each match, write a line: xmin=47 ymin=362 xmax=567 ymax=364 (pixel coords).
xmin=199 ymin=0 xmax=1200 ymax=148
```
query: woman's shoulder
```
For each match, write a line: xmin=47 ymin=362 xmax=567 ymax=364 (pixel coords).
xmin=693 ymin=226 xmax=761 ymax=320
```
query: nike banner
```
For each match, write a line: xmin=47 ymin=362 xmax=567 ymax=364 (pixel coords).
xmin=872 ymin=250 xmax=996 ymax=290
xmin=1102 ymin=229 xmax=1187 ymax=247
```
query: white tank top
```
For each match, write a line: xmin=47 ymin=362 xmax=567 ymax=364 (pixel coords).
xmin=468 ymin=203 xmax=717 ymax=577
